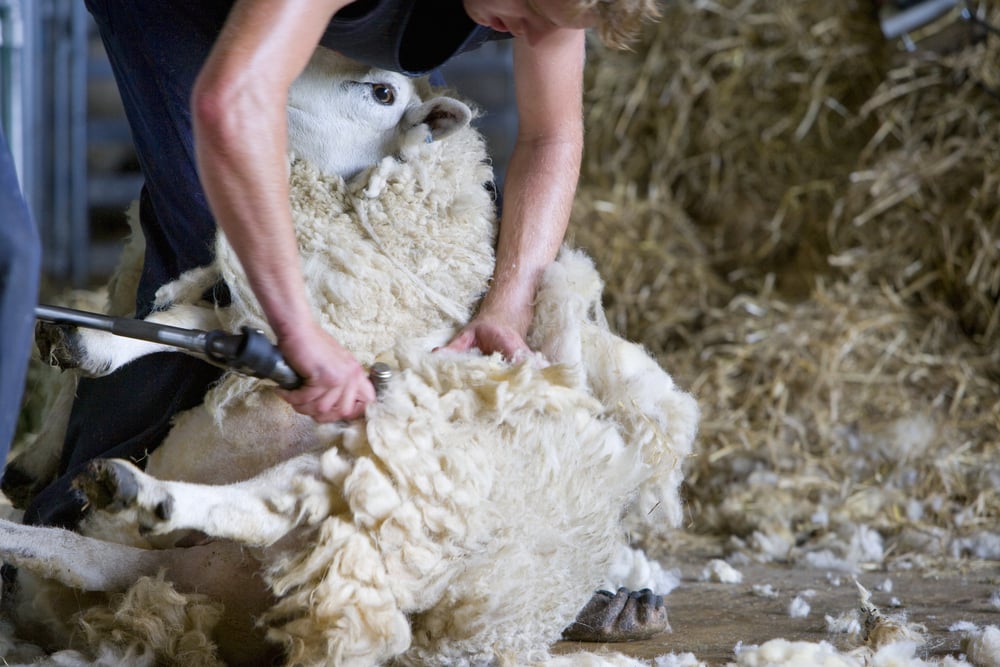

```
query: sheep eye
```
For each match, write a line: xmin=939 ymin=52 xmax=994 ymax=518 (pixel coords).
xmin=370 ymin=84 xmax=395 ymax=105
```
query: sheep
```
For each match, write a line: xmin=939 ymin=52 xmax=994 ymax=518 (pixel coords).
xmin=1 ymin=46 xmax=699 ymax=666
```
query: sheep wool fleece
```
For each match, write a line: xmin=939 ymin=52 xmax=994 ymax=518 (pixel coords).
xmin=134 ymin=97 xmax=698 ymax=665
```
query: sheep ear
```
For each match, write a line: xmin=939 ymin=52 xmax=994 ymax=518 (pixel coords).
xmin=404 ymin=97 xmax=472 ymax=142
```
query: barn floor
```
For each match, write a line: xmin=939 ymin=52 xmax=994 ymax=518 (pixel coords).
xmin=554 ymin=536 xmax=1000 ymax=665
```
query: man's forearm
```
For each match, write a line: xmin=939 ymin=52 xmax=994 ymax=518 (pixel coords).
xmin=482 ymin=130 xmax=583 ymax=333
xmin=190 ymin=0 xmax=353 ymax=338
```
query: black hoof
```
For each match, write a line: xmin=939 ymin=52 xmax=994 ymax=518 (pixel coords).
xmin=34 ymin=321 xmax=82 ymax=370
xmin=562 ymin=587 xmax=670 ymax=642
xmin=72 ymin=459 xmax=147 ymax=515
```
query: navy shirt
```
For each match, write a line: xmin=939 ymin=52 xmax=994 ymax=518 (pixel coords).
xmin=321 ymin=0 xmax=506 ymax=75
xmin=185 ymin=0 xmax=507 ymax=76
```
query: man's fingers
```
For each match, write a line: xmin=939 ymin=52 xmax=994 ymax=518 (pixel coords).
xmin=281 ymin=375 xmax=377 ymax=423
xmin=440 ymin=329 xmax=476 ymax=352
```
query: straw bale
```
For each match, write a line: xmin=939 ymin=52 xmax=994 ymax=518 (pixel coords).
xmin=673 ymin=280 xmax=1000 ymax=555
xmin=572 ymin=0 xmax=1000 ymax=560
xmin=578 ymin=0 xmax=885 ymax=289
xmin=830 ymin=29 xmax=1000 ymax=344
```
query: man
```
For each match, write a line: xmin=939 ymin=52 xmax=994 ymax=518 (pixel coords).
xmin=190 ymin=0 xmax=646 ymax=422
xmin=22 ymin=0 xmax=666 ymax=641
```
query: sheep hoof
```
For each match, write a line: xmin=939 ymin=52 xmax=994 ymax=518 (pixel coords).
xmin=73 ymin=459 xmax=177 ymax=534
xmin=34 ymin=321 xmax=83 ymax=370
xmin=73 ymin=459 xmax=142 ymax=514
xmin=561 ymin=587 xmax=670 ymax=642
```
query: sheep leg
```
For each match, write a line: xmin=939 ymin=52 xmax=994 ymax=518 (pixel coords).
xmin=0 ymin=518 xmax=279 ymax=665
xmin=74 ymin=455 xmax=339 ymax=547
xmin=561 ymin=587 xmax=670 ymax=642
xmin=34 ymin=303 xmax=223 ymax=376
xmin=0 ymin=517 xmax=166 ymax=591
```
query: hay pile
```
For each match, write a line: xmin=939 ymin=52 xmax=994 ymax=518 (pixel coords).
xmin=570 ymin=0 xmax=1000 ymax=567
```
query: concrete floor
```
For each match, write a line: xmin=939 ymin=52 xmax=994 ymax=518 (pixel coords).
xmin=555 ymin=539 xmax=1000 ymax=665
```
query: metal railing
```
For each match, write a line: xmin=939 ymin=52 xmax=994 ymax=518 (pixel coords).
xmin=1 ymin=0 xmax=90 ymax=287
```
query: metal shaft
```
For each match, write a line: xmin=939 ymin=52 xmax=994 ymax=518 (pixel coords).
xmin=34 ymin=304 xmax=303 ymax=389
xmin=35 ymin=304 xmax=211 ymax=353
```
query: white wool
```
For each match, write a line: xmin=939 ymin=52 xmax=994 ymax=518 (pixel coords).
xmin=154 ymin=147 xmax=695 ymax=664
xmin=29 ymin=645 xmax=156 ymax=667
xmin=601 ymin=544 xmax=682 ymax=595
xmin=938 ymin=659 xmax=975 ymax=667
xmin=751 ymin=584 xmax=780 ymax=598
xmin=876 ymin=415 xmax=937 ymax=463
xmin=261 ymin=348 xmax=660 ymax=666
xmin=11 ymin=75 xmax=700 ymax=666
xmin=700 ymin=559 xmax=743 ymax=584
xmin=868 ymin=640 xmax=935 ymax=666
xmin=825 ymin=610 xmax=862 ymax=636
xmin=206 ymin=115 xmax=497 ymax=409
xmin=848 ymin=525 xmax=886 ymax=565
xmin=951 ymin=621 xmax=981 ymax=633
xmin=802 ymin=549 xmax=857 ymax=572
xmin=905 ymin=499 xmax=925 ymax=523
xmin=539 ymin=652 xmax=655 ymax=666
xmin=963 ymin=625 xmax=1000 ymax=667
xmin=792 ymin=525 xmax=885 ymax=573
xmin=654 ymin=654 xmax=708 ymax=667
xmin=788 ymin=595 xmax=811 ymax=618
xmin=749 ymin=529 xmax=794 ymax=561
xmin=730 ymin=639 xmax=862 ymax=666
xmin=530 ymin=248 xmax=699 ymax=538
xmin=951 ymin=533 xmax=1000 ymax=560
xmin=730 ymin=638 xmax=975 ymax=667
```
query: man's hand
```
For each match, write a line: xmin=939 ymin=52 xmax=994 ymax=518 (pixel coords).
xmin=442 ymin=309 xmax=531 ymax=361
xmin=438 ymin=31 xmax=585 ymax=362
xmin=276 ymin=321 xmax=375 ymax=422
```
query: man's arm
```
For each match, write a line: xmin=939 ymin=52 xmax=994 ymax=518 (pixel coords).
xmin=191 ymin=0 xmax=375 ymax=422
xmin=445 ymin=28 xmax=586 ymax=358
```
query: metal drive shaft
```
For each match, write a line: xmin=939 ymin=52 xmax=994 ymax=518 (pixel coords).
xmin=35 ymin=304 xmax=303 ymax=389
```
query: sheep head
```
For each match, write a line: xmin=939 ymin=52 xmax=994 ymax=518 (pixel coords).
xmin=287 ymin=47 xmax=472 ymax=179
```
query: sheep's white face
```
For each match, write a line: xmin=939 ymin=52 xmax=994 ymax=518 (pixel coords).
xmin=287 ymin=48 xmax=472 ymax=179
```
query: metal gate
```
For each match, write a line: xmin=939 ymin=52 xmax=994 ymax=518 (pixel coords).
xmin=1 ymin=0 xmax=90 ymax=287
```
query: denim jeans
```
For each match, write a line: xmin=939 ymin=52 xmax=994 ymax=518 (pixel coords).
xmin=0 ymin=128 xmax=41 ymax=466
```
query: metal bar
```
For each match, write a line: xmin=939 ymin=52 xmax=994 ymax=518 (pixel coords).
xmin=69 ymin=0 xmax=88 ymax=286
xmin=880 ymin=0 xmax=958 ymax=38
xmin=34 ymin=304 xmax=305 ymax=390
xmin=35 ymin=304 xmax=212 ymax=354
xmin=48 ymin=0 xmax=71 ymax=280
xmin=19 ymin=0 xmax=38 ymax=218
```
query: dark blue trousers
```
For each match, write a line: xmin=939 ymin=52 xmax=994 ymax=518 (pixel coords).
xmin=24 ymin=0 xmax=230 ymax=527
xmin=0 ymin=129 xmax=41 ymax=465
